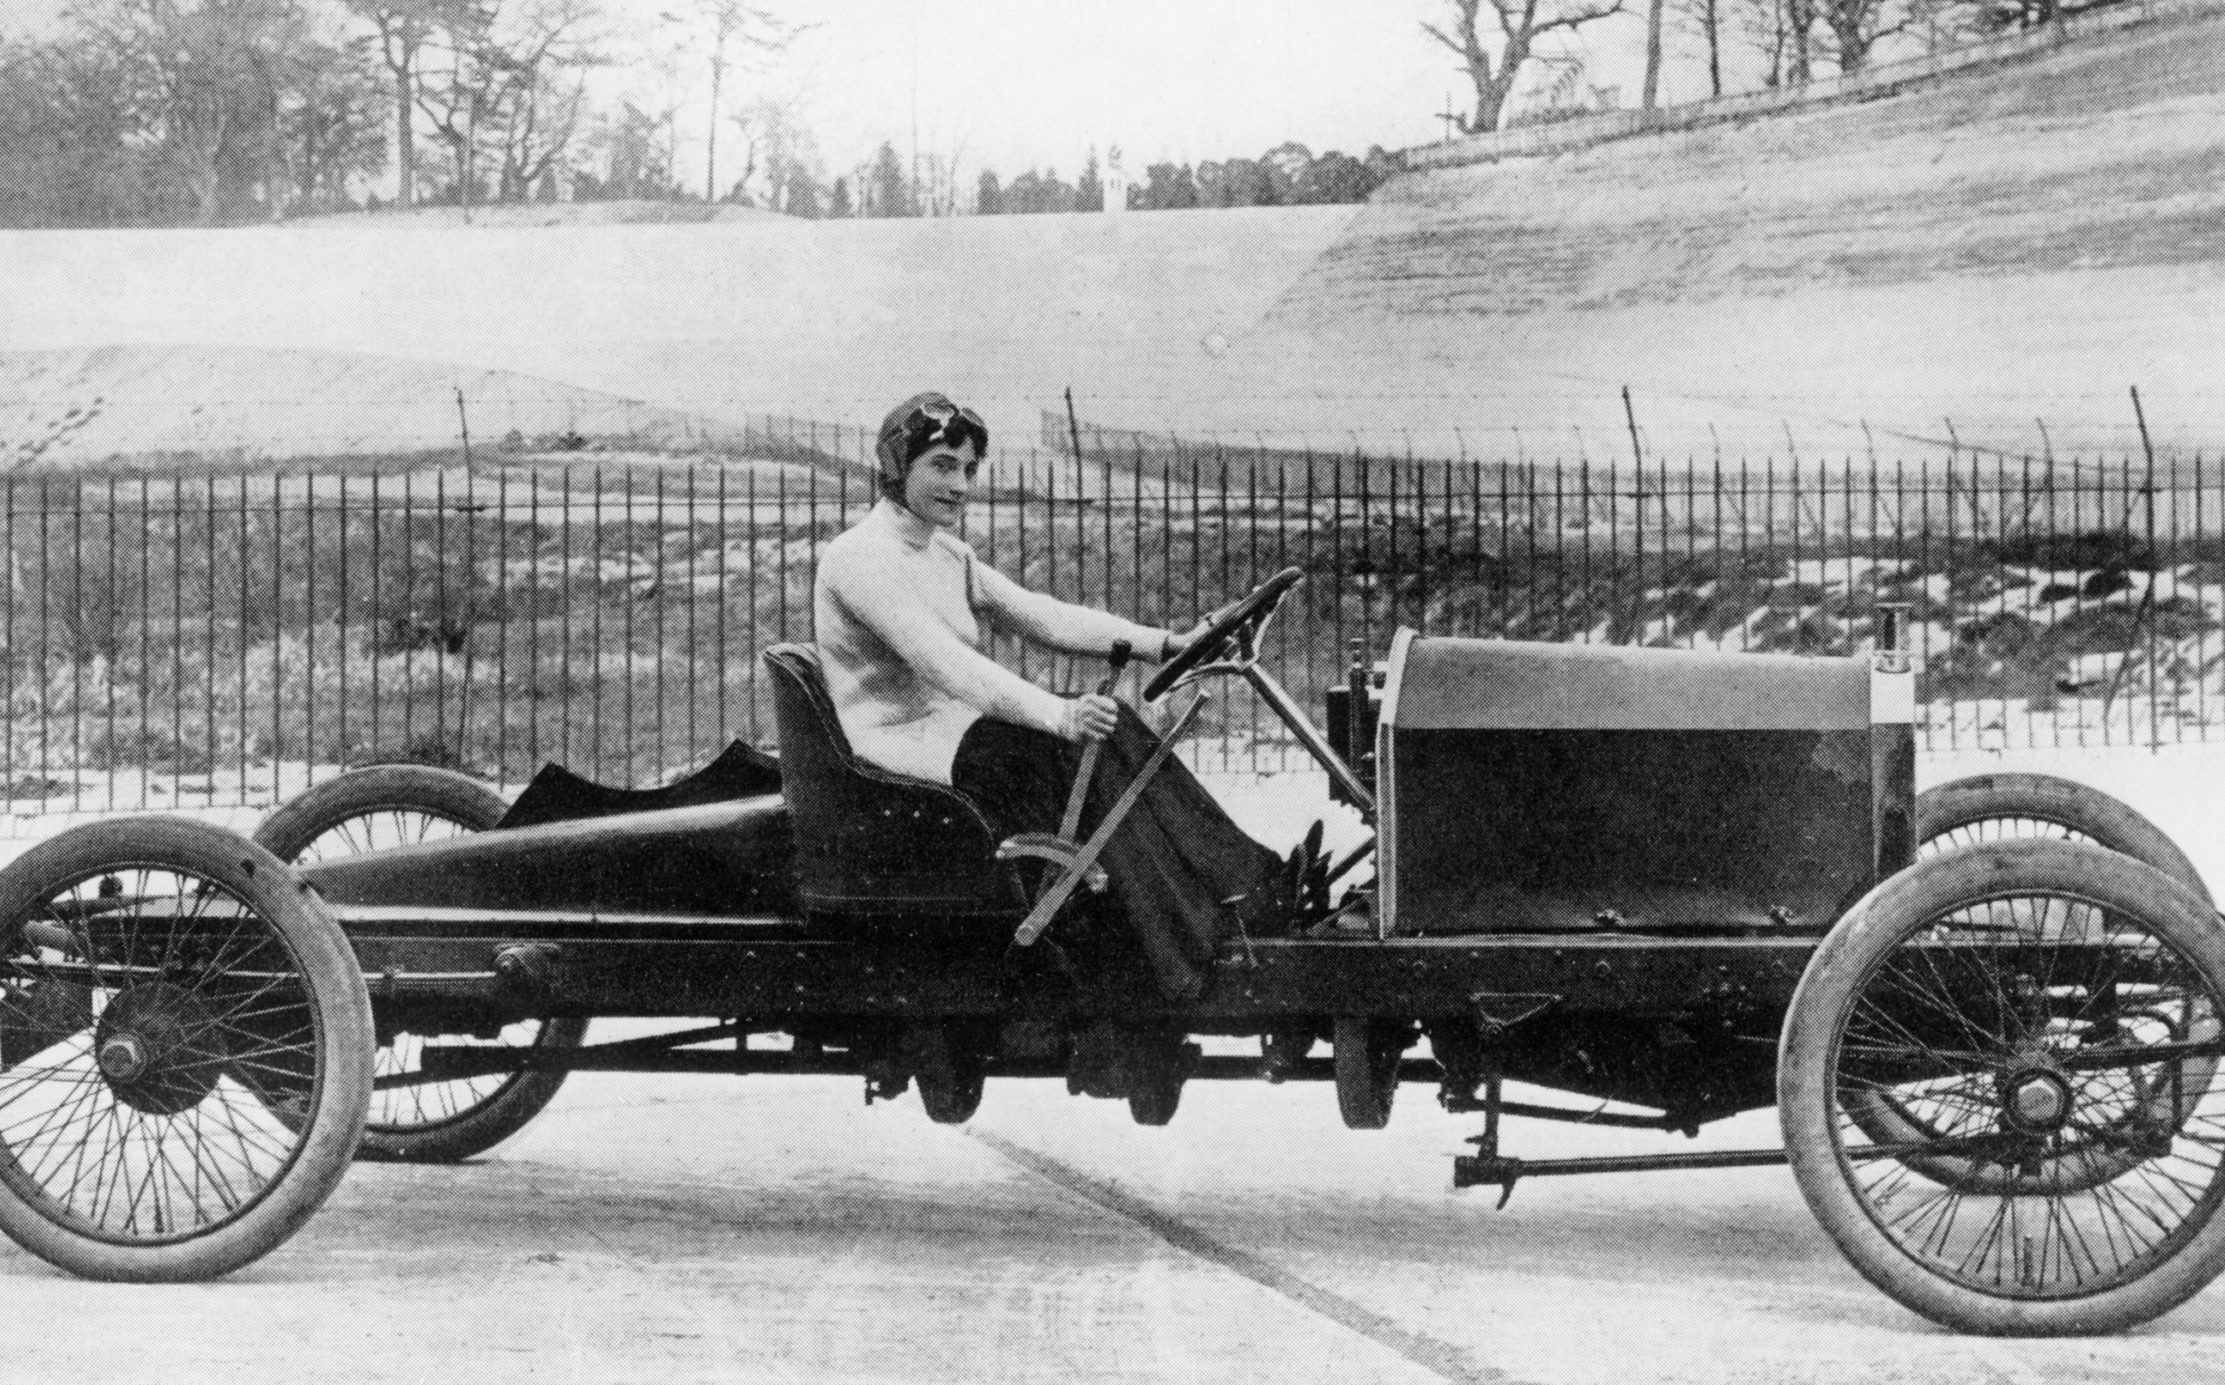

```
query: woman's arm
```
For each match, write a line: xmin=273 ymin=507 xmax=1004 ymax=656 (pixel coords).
xmin=825 ymin=551 xmax=1075 ymax=736
xmin=971 ymin=556 xmax=1174 ymax=660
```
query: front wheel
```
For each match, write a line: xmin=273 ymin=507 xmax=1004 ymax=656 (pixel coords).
xmin=0 ymin=818 xmax=372 ymax=1281
xmin=257 ymin=764 xmax=585 ymax=1162
xmin=1781 ymin=840 xmax=2225 ymax=1334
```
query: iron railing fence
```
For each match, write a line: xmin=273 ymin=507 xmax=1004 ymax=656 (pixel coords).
xmin=3 ymin=427 xmax=2219 ymax=816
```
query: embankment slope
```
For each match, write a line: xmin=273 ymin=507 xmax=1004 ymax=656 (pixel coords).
xmin=8 ymin=6 xmax=2225 ymax=464
xmin=1203 ymin=2 xmax=2225 ymax=459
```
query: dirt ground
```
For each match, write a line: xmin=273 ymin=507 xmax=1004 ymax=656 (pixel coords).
xmin=3 ymin=1064 xmax=2220 ymax=1385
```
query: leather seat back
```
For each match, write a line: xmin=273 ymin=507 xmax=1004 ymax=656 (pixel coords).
xmin=762 ymin=643 xmax=1024 ymax=917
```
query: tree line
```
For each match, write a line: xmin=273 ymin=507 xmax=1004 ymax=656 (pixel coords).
xmin=1428 ymin=0 xmax=2124 ymax=135
xmin=0 ymin=0 xmax=2124 ymax=228
xmin=0 ymin=0 xmax=812 ymax=226
xmin=810 ymin=142 xmax=1397 ymax=221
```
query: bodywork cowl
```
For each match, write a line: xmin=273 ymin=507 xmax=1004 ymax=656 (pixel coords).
xmin=300 ymin=793 xmax=797 ymax=918
xmin=1377 ymin=634 xmax=1891 ymax=936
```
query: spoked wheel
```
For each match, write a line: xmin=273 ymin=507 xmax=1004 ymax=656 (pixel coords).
xmin=257 ymin=765 xmax=585 ymax=1163
xmin=1852 ymin=773 xmax=2224 ymax=1181
xmin=1916 ymin=772 xmax=2210 ymax=904
xmin=1781 ymin=840 xmax=2225 ymax=1334
xmin=0 ymin=818 xmax=372 ymax=1281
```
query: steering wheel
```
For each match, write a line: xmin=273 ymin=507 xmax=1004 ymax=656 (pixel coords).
xmin=1143 ymin=566 xmax=1305 ymax=702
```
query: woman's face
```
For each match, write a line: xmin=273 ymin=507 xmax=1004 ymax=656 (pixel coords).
xmin=902 ymin=439 xmax=981 ymax=526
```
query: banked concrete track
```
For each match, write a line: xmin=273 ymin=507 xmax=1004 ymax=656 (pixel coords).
xmin=1174 ymin=1 xmax=2225 ymax=461
xmin=6 ymin=6 xmax=2225 ymax=465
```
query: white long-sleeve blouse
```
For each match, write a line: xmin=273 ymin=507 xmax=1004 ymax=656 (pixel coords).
xmin=811 ymin=498 xmax=1168 ymax=784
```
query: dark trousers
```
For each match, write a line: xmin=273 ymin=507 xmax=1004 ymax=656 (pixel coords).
xmin=952 ymin=705 xmax=1281 ymax=1001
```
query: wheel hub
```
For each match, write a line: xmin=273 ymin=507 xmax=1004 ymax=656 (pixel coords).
xmin=97 ymin=1033 xmax=148 ymax=1081
xmin=93 ymin=982 xmax=225 ymax=1115
xmin=2000 ymin=1065 xmax=2075 ymax=1135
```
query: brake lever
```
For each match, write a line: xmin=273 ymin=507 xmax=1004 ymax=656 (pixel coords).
xmin=1057 ymin=639 xmax=1132 ymax=843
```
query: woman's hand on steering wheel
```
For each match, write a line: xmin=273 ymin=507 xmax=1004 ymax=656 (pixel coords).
xmin=1142 ymin=567 xmax=1305 ymax=702
xmin=1158 ymin=614 xmax=1220 ymax=662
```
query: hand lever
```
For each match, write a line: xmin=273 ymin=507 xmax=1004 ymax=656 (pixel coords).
xmin=1057 ymin=639 xmax=1131 ymax=843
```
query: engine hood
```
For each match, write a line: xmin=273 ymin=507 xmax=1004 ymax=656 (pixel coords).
xmin=1377 ymin=633 xmax=1906 ymax=937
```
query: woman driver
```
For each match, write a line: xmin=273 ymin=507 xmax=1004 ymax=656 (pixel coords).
xmin=811 ymin=391 xmax=1295 ymax=1001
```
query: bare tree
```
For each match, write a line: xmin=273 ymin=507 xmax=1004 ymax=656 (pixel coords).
xmin=1671 ymin=0 xmax=1725 ymax=97
xmin=80 ymin=0 xmax=307 ymax=222
xmin=1642 ymin=0 xmax=1666 ymax=107
xmin=1423 ymin=0 xmax=1625 ymax=134
xmin=346 ymin=0 xmax=483 ymax=209
xmin=1728 ymin=0 xmax=1797 ymax=85
xmin=1729 ymin=0 xmax=1913 ymax=80
xmin=1812 ymin=0 xmax=1917 ymax=70
xmin=657 ymin=0 xmax=805 ymax=202
xmin=276 ymin=32 xmax=390 ymax=211
xmin=721 ymin=93 xmax=818 ymax=207
xmin=413 ymin=0 xmax=600 ymax=208
xmin=916 ymin=143 xmax=966 ymax=216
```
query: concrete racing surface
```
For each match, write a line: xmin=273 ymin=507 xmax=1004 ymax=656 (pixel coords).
xmin=4 ymin=1063 xmax=2222 ymax=1385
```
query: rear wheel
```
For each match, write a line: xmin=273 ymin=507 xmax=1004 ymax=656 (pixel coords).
xmin=258 ymin=765 xmax=585 ymax=1162
xmin=1916 ymin=772 xmax=2210 ymax=904
xmin=0 ymin=817 xmax=372 ymax=1280
xmin=1781 ymin=840 xmax=2225 ymax=1334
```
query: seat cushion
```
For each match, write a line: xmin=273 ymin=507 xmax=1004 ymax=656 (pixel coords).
xmin=763 ymin=644 xmax=1025 ymax=917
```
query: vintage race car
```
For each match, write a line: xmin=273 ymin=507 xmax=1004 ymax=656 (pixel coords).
xmin=1 ymin=569 xmax=2223 ymax=1337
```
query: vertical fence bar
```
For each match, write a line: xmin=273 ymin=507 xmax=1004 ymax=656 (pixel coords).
xmin=652 ymin=466 xmax=665 ymax=778
xmin=1246 ymin=454 xmax=1261 ymax=764
xmin=38 ymin=479 xmax=51 ymax=805
xmin=305 ymin=472 xmax=319 ymax=787
xmin=269 ymin=473 xmax=282 ymax=803
xmin=339 ymin=471 xmax=352 ymax=772
xmin=746 ymin=466 xmax=759 ymax=744
xmin=434 ymin=467 xmax=448 ymax=766
xmin=494 ymin=466 xmax=509 ymax=780
xmin=233 ymin=477 xmax=248 ymax=802
xmin=136 ymin=477 xmax=150 ymax=807
xmin=2198 ymin=452 xmax=2209 ymax=741
xmin=716 ymin=465 xmax=729 ymax=747
xmin=2 ymin=477 xmax=13 ymax=810
xmin=683 ymin=467 xmax=697 ymax=764
xmin=1579 ymin=460 xmax=1594 ymax=644
xmin=1276 ymin=461 xmax=1292 ymax=744
xmin=554 ymin=468 xmax=570 ymax=764
xmin=1103 ymin=433 xmax=1116 ymax=671
xmin=1360 ymin=443 xmax=1376 ymax=659
xmin=402 ymin=468 xmax=419 ymax=763
xmin=70 ymin=478 xmax=84 ymax=812
xmin=623 ymin=463 xmax=637 ymax=780
xmin=591 ymin=464 xmax=605 ymax=777
xmin=103 ymin=475 xmax=117 ymax=809
xmin=774 ymin=461 xmax=787 ymax=646
xmin=2144 ymin=442 xmax=2162 ymax=751
xmin=369 ymin=471 xmax=383 ymax=768
xmin=1328 ymin=444 xmax=1344 ymax=680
